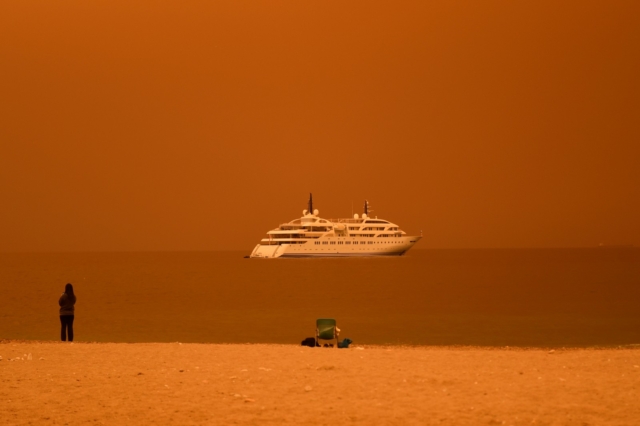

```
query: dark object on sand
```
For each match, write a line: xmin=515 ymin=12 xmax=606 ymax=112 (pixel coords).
xmin=338 ymin=338 xmax=353 ymax=348
xmin=301 ymin=337 xmax=318 ymax=347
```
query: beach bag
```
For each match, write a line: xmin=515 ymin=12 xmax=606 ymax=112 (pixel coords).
xmin=338 ymin=338 xmax=353 ymax=348
xmin=301 ymin=337 xmax=317 ymax=347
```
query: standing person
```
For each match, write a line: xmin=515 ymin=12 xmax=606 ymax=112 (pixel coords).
xmin=59 ymin=283 xmax=76 ymax=342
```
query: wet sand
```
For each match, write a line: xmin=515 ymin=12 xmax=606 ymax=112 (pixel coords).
xmin=1 ymin=341 xmax=639 ymax=425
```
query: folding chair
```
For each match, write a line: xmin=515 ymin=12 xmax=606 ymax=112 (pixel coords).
xmin=316 ymin=318 xmax=339 ymax=347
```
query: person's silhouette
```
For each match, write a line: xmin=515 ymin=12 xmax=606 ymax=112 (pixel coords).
xmin=59 ymin=283 xmax=76 ymax=341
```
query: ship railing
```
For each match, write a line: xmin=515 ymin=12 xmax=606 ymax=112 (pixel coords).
xmin=327 ymin=218 xmax=362 ymax=223
xmin=278 ymin=225 xmax=306 ymax=230
xmin=264 ymin=235 xmax=321 ymax=240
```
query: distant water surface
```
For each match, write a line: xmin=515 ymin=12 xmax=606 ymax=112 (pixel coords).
xmin=1 ymin=249 xmax=639 ymax=346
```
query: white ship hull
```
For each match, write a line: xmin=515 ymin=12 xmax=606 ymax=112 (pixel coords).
xmin=250 ymin=235 xmax=421 ymax=258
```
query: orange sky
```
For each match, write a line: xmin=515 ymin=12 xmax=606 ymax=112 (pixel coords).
xmin=1 ymin=1 xmax=639 ymax=252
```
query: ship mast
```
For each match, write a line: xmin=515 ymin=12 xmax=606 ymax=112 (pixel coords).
xmin=308 ymin=193 xmax=313 ymax=216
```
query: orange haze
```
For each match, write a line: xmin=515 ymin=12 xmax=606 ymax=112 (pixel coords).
xmin=1 ymin=1 xmax=639 ymax=252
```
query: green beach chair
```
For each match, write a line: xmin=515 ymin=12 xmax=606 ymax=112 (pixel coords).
xmin=316 ymin=318 xmax=339 ymax=347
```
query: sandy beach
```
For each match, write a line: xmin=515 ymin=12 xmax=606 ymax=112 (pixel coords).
xmin=1 ymin=341 xmax=639 ymax=425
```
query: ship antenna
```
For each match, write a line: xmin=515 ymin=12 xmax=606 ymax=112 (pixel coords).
xmin=308 ymin=193 xmax=313 ymax=216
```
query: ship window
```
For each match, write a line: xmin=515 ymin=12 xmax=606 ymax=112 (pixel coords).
xmin=330 ymin=241 xmax=336 ymax=245
xmin=346 ymin=241 xmax=351 ymax=245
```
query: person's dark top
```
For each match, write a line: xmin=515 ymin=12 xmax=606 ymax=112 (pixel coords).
xmin=59 ymin=293 xmax=76 ymax=315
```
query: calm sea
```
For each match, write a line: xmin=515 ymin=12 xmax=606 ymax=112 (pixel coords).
xmin=1 ymin=249 xmax=639 ymax=347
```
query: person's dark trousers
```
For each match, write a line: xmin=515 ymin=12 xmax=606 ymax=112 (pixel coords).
xmin=60 ymin=315 xmax=74 ymax=341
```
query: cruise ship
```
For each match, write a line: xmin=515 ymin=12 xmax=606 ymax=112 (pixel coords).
xmin=249 ymin=195 xmax=422 ymax=258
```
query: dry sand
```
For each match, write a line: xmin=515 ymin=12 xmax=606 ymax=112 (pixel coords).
xmin=1 ymin=341 xmax=639 ymax=425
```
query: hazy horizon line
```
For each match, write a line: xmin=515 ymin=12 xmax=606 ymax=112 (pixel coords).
xmin=1 ymin=246 xmax=636 ymax=255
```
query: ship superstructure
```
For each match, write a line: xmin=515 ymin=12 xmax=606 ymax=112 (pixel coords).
xmin=249 ymin=194 xmax=422 ymax=258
